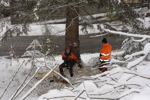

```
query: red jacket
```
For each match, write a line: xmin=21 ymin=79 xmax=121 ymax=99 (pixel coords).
xmin=62 ymin=53 xmax=79 ymax=63
xmin=100 ymin=43 xmax=112 ymax=62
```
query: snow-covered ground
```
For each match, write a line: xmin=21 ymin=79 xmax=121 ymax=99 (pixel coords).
xmin=38 ymin=51 xmax=150 ymax=100
xmin=1 ymin=51 xmax=150 ymax=100
xmin=0 ymin=53 xmax=100 ymax=100
xmin=38 ymin=61 xmax=150 ymax=100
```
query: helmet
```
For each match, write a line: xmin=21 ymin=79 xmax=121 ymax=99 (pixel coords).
xmin=66 ymin=46 xmax=71 ymax=50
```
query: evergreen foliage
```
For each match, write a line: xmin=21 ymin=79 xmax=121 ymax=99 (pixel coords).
xmin=0 ymin=0 xmax=149 ymax=56
xmin=22 ymin=39 xmax=44 ymax=57
xmin=122 ymin=37 xmax=150 ymax=55
xmin=42 ymin=36 xmax=57 ymax=56
xmin=9 ymin=44 xmax=15 ymax=58
xmin=121 ymin=37 xmax=141 ymax=54
xmin=41 ymin=25 xmax=57 ymax=56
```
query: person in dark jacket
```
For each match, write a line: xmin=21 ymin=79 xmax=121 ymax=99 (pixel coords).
xmin=99 ymin=38 xmax=112 ymax=72
xmin=59 ymin=46 xmax=82 ymax=77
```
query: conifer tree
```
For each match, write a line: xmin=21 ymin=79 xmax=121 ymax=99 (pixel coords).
xmin=0 ymin=0 xmax=149 ymax=58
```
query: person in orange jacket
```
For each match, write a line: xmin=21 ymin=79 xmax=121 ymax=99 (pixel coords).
xmin=99 ymin=38 xmax=112 ymax=72
xmin=59 ymin=46 xmax=82 ymax=77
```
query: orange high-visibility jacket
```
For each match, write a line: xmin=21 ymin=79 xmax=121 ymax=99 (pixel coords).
xmin=100 ymin=43 xmax=112 ymax=62
xmin=62 ymin=53 xmax=79 ymax=63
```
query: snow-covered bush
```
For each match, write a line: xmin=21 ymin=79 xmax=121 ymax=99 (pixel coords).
xmin=42 ymin=37 xmax=57 ymax=56
xmin=125 ymin=43 xmax=150 ymax=69
xmin=41 ymin=25 xmax=57 ymax=57
xmin=121 ymin=37 xmax=143 ymax=55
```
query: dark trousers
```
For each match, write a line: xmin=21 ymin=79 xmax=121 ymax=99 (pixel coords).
xmin=99 ymin=61 xmax=108 ymax=72
xmin=59 ymin=60 xmax=75 ymax=77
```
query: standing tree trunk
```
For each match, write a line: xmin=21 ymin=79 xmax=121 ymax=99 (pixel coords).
xmin=65 ymin=0 xmax=80 ymax=60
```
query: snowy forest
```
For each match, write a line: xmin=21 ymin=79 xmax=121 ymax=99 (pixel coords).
xmin=0 ymin=0 xmax=150 ymax=100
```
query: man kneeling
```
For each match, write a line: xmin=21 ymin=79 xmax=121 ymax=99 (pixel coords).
xmin=59 ymin=46 xmax=82 ymax=77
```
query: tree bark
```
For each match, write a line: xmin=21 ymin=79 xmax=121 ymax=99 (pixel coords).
xmin=65 ymin=0 xmax=80 ymax=60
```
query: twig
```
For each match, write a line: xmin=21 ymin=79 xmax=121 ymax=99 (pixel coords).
xmin=90 ymin=33 xmax=108 ymax=38
xmin=126 ymin=75 xmax=137 ymax=81
xmin=45 ymin=95 xmax=86 ymax=100
xmin=124 ymin=71 xmax=150 ymax=80
xmin=83 ymin=81 xmax=89 ymax=98
xmin=146 ymin=84 xmax=150 ymax=88
xmin=74 ymin=90 xmax=86 ymax=100
xmin=88 ymin=91 xmax=112 ymax=96
xmin=118 ymin=90 xmax=140 ymax=99
xmin=89 ymin=96 xmax=119 ymax=100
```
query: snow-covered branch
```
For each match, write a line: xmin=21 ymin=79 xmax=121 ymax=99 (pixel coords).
xmin=20 ymin=65 xmax=58 ymax=100
xmin=118 ymin=89 xmax=140 ymax=99
xmin=126 ymin=55 xmax=147 ymax=69
xmin=104 ymin=29 xmax=150 ymax=39
xmin=45 ymin=95 xmax=86 ymax=100
xmin=125 ymin=43 xmax=150 ymax=69
xmin=132 ymin=37 xmax=147 ymax=42
xmin=9 ymin=65 xmax=35 ymax=100
xmin=10 ymin=67 xmax=41 ymax=100
xmin=124 ymin=71 xmax=150 ymax=80
xmin=90 ymin=33 xmax=108 ymax=38
xmin=44 ymin=60 xmax=74 ymax=89
xmin=0 ymin=60 xmax=25 ymax=100
xmin=74 ymin=90 xmax=86 ymax=100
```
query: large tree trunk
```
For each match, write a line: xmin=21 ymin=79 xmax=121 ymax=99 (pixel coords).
xmin=65 ymin=0 xmax=80 ymax=60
